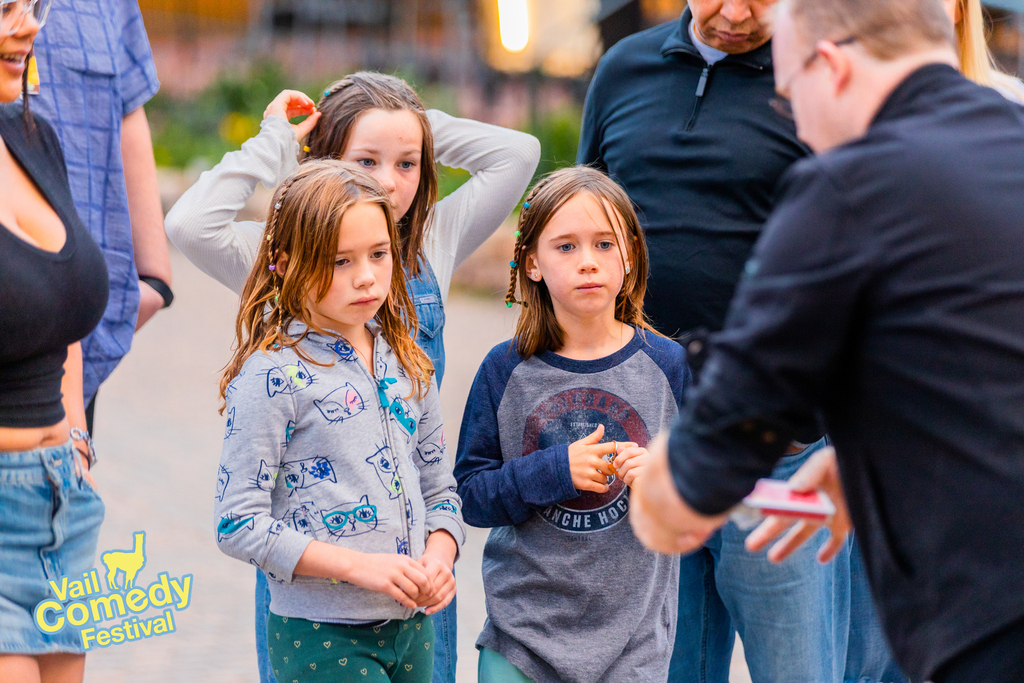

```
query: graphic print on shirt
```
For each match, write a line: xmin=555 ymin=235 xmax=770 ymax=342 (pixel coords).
xmin=431 ymin=500 xmax=458 ymax=514
xmin=288 ymin=500 xmax=325 ymax=539
xmin=280 ymin=455 xmax=337 ymax=495
xmin=416 ymin=425 xmax=446 ymax=466
xmin=376 ymin=375 xmax=418 ymax=442
xmin=217 ymin=512 xmax=255 ymax=541
xmin=250 ymin=460 xmax=278 ymax=491
xmin=266 ymin=360 xmax=315 ymax=398
xmin=282 ymin=420 xmax=296 ymax=447
xmin=314 ymin=383 xmax=366 ymax=424
xmin=216 ymin=465 xmax=230 ymax=502
xmin=321 ymin=495 xmax=381 ymax=538
xmin=225 ymin=370 xmax=245 ymax=399
xmin=366 ymin=443 xmax=403 ymax=500
xmin=523 ymin=387 xmax=649 ymax=533
xmin=396 ymin=537 xmax=410 ymax=555
xmin=249 ymin=557 xmax=282 ymax=583
xmin=327 ymin=338 xmax=357 ymax=362
xmin=224 ymin=406 xmax=241 ymax=440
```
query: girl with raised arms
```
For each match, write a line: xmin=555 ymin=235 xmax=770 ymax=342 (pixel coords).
xmin=453 ymin=167 xmax=690 ymax=683
xmin=165 ymin=72 xmax=539 ymax=683
xmin=214 ymin=161 xmax=464 ymax=683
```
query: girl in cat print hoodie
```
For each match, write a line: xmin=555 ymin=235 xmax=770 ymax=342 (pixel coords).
xmin=212 ymin=162 xmax=464 ymax=671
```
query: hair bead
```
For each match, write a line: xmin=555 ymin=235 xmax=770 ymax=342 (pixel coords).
xmin=522 ymin=202 xmax=530 ymax=209
xmin=510 ymin=260 xmax=517 ymax=268
xmin=303 ymin=145 xmax=310 ymax=153
xmin=268 ymin=264 xmax=276 ymax=272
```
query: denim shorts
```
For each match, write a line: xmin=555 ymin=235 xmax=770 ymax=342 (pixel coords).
xmin=0 ymin=440 xmax=105 ymax=655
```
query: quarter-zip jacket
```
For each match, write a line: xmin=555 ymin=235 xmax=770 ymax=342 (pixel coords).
xmin=214 ymin=322 xmax=465 ymax=622
xmin=578 ymin=10 xmax=810 ymax=336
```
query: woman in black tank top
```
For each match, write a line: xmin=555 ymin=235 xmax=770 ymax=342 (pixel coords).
xmin=0 ymin=7 xmax=109 ymax=680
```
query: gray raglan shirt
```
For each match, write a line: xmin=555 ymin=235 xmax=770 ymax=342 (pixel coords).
xmin=214 ymin=322 xmax=465 ymax=622
xmin=454 ymin=331 xmax=689 ymax=683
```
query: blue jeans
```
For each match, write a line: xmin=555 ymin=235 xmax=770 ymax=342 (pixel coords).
xmin=669 ymin=438 xmax=906 ymax=683
xmin=255 ymin=259 xmax=457 ymax=683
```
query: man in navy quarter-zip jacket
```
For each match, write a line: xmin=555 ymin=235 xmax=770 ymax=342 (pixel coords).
xmin=578 ymin=3 xmax=903 ymax=683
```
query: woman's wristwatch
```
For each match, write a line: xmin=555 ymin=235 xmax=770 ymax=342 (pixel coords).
xmin=139 ymin=275 xmax=174 ymax=308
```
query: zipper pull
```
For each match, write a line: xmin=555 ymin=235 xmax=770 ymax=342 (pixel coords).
xmin=695 ymin=66 xmax=709 ymax=97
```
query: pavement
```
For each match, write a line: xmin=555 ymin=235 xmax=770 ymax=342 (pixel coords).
xmin=82 ymin=247 xmax=751 ymax=682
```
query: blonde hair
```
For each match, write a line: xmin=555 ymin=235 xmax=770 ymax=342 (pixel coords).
xmin=218 ymin=160 xmax=433 ymax=410
xmin=505 ymin=166 xmax=657 ymax=358
xmin=304 ymin=72 xmax=437 ymax=278
xmin=954 ymin=0 xmax=1024 ymax=96
xmin=782 ymin=0 xmax=953 ymax=60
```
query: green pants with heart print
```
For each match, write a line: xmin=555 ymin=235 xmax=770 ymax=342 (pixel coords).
xmin=267 ymin=611 xmax=434 ymax=683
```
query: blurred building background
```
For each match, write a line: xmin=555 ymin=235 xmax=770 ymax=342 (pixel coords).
xmin=140 ymin=0 xmax=1024 ymax=251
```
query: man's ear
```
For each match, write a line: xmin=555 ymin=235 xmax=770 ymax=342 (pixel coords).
xmin=818 ymin=39 xmax=853 ymax=96
xmin=524 ymin=251 xmax=542 ymax=282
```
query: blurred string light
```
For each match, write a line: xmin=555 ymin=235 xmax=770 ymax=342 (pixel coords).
xmin=497 ymin=0 xmax=529 ymax=53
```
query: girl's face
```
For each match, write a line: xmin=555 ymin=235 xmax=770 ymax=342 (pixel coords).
xmin=525 ymin=193 xmax=631 ymax=325
xmin=0 ymin=11 xmax=39 ymax=104
xmin=306 ymin=200 xmax=394 ymax=337
xmin=341 ymin=109 xmax=423 ymax=222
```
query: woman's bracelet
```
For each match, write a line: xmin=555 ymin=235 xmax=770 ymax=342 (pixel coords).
xmin=139 ymin=275 xmax=174 ymax=309
xmin=69 ymin=426 xmax=97 ymax=468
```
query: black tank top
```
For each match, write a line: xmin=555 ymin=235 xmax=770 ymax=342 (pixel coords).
xmin=0 ymin=106 xmax=108 ymax=428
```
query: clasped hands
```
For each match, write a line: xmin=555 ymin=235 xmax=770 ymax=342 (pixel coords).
xmin=568 ymin=424 xmax=650 ymax=493
xmin=346 ymin=530 xmax=457 ymax=615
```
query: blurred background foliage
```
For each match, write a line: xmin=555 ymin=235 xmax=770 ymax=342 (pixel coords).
xmin=148 ymin=61 xmax=581 ymax=199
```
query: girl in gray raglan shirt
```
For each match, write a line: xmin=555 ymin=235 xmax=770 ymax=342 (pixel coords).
xmin=214 ymin=161 xmax=465 ymax=683
xmin=454 ymin=168 xmax=688 ymax=683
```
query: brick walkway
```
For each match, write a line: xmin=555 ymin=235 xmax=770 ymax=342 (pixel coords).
xmin=83 ymin=248 xmax=750 ymax=682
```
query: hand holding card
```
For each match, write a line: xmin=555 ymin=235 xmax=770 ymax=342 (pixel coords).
xmin=742 ymin=447 xmax=853 ymax=564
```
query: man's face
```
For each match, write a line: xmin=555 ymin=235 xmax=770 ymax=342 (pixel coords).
xmin=771 ymin=8 xmax=840 ymax=152
xmin=689 ymin=0 xmax=777 ymax=54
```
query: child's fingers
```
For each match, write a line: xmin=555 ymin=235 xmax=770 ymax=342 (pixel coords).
xmin=402 ymin=561 xmax=433 ymax=597
xmin=382 ymin=582 xmax=418 ymax=609
xmin=577 ymin=424 xmax=605 ymax=445
xmin=424 ymin=578 xmax=456 ymax=615
xmin=612 ymin=446 xmax=645 ymax=469
xmin=293 ymin=110 xmax=321 ymax=142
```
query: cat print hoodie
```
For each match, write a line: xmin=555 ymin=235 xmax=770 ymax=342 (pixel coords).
xmin=214 ymin=321 xmax=465 ymax=622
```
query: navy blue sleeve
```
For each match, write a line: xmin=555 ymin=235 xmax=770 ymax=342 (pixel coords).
xmin=454 ymin=345 xmax=580 ymax=528
xmin=640 ymin=331 xmax=693 ymax=410
xmin=668 ymin=161 xmax=874 ymax=514
xmin=577 ymin=54 xmax=609 ymax=169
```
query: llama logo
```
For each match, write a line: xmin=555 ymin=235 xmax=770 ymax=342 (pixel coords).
xmin=100 ymin=531 xmax=148 ymax=591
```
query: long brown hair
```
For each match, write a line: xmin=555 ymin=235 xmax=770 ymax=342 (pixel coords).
xmin=218 ymin=160 xmax=433 ymax=410
xmin=304 ymin=72 xmax=437 ymax=278
xmin=505 ymin=166 xmax=656 ymax=358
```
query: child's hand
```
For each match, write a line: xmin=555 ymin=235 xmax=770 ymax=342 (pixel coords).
xmin=344 ymin=553 xmax=433 ymax=609
xmin=613 ymin=445 xmax=651 ymax=487
xmin=263 ymin=89 xmax=322 ymax=143
xmin=417 ymin=531 xmax=457 ymax=615
xmin=568 ymin=425 xmax=634 ymax=494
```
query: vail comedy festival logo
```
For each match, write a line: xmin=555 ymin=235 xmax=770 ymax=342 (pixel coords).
xmin=33 ymin=531 xmax=193 ymax=651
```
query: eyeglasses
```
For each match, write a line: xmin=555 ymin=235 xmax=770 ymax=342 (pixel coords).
xmin=770 ymin=35 xmax=857 ymax=120
xmin=1 ymin=0 xmax=51 ymax=37
xmin=322 ymin=504 xmax=378 ymax=531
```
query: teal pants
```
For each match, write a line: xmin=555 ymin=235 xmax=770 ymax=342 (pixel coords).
xmin=267 ymin=611 xmax=434 ymax=682
xmin=478 ymin=648 xmax=535 ymax=683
